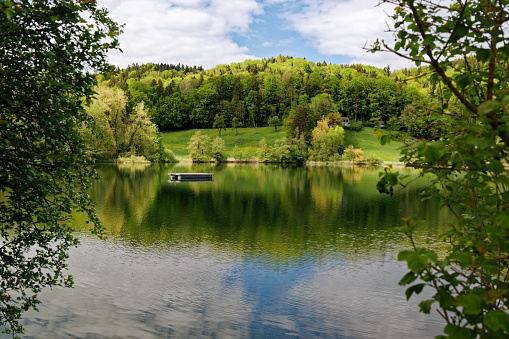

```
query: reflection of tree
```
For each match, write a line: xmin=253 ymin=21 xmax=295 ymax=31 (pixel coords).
xmin=89 ymin=164 xmax=163 ymax=235
xmin=81 ymin=164 xmax=451 ymax=263
xmin=342 ymin=165 xmax=364 ymax=183
xmin=306 ymin=166 xmax=344 ymax=212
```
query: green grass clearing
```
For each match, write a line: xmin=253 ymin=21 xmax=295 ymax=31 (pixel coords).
xmin=161 ymin=126 xmax=285 ymax=158
xmin=161 ymin=126 xmax=403 ymax=162
xmin=344 ymin=127 xmax=404 ymax=162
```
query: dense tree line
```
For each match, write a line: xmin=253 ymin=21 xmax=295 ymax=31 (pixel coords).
xmin=99 ymin=57 xmax=427 ymax=135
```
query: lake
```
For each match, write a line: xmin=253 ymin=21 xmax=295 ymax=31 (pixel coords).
xmin=14 ymin=163 xmax=449 ymax=338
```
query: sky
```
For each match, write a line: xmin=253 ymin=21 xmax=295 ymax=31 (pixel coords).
xmin=99 ymin=0 xmax=416 ymax=70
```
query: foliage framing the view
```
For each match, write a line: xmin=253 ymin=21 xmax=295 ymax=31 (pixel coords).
xmin=373 ymin=0 xmax=509 ymax=337
xmin=0 ymin=0 xmax=120 ymax=336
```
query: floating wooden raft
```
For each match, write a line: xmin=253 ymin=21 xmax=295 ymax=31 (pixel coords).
xmin=168 ymin=173 xmax=214 ymax=182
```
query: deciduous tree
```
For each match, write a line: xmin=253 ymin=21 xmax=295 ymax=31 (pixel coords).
xmin=232 ymin=116 xmax=242 ymax=136
xmin=213 ymin=114 xmax=226 ymax=136
xmin=268 ymin=116 xmax=280 ymax=132
xmin=187 ymin=131 xmax=212 ymax=162
xmin=84 ymin=87 xmax=161 ymax=161
xmin=0 ymin=0 xmax=120 ymax=336
xmin=373 ymin=0 xmax=509 ymax=336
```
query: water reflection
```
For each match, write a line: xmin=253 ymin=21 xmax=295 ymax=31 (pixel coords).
xmin=14 ymin=163 xmax=450 ymax=338
xmin=87 ymin=163 xmax=448 ymax=262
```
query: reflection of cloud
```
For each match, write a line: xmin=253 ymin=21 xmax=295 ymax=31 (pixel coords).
xmin=286 ymin=262 xmax=444 ymax=338
xmin=24 ymin=240 xmax=443 ymax=338
xmin=23 ymin=240 xmax=255 ymax=338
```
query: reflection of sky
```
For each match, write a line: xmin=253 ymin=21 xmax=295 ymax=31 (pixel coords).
xmin=11 ymin=236 xmax=443 ymax=339
xmin=7 ymin=165 xmax=448 ymax=338
xmin=224 ymin=261 xmax=321 ymax=337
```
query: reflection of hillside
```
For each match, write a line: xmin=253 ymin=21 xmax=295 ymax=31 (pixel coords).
xmin=78 ymin=164 xmax=452 ymax=264
xmin=89 ymin=164 xmax=163 ymax=235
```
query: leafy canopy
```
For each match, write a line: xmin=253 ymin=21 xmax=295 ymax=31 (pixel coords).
xmin=0 ymin=0 xmax=120 ymax=336
xmin=372 ymin=0 xmax=509 ymax=337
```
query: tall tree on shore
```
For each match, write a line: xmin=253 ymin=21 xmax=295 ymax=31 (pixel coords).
xmin=0 ymin=0 xmax=120 ymax=336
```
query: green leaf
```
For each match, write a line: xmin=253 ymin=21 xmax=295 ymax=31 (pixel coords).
xmin=483 ymin=310 xmax=509 ymax=332
xmin=476 ymin=49 xmax=491 ymax=62
xmin=455 ymin=293 xmax=482 ymax=315
xmin=447 ymin=252 xmax=472 ymax=269
xmin=455 ymin=73 xmax=473 ymax=89
xmin=408 ymin=253 xmax=429 ymax=273
xmin=444 ymin=324 xmax=474 ymax=339
xmin=419 ymin=299 xmax=434 ymax=314
xmin=423 ymin=144 xmax=441 ymax=163
xmin=405 ymin=283 xmax=425 ymax=300
xmin=398 ymin=250 xmax=415 ymax=261
xmin=436 ymin=291 xmax=454 ymax=309
xmin=498 ymin=45 xmax=509 ymax=59
xmin=399 ymin=272 xmax=417 ymax=286
xmin=380 ymin=134 xmax=391 ymax=146
xmin=486 ymin=159 xmax=505 ymax=173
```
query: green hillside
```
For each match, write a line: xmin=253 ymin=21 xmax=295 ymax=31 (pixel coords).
xmin=161 ymin=127 xmax=403 ymax=162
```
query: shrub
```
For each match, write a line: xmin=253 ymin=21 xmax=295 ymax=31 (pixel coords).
xmin=328 ymin=153 xmax=342 ymax=162
xmin=231 ymin=145 xmax=251 ymax=162
xmin=117 ymin=155 xmax=151 ymax=164
xmin=211 ymin=137 xmax=227 ymax=163
xmin=342 ymin=145 xmax=364 ymax=163
xmin=344 ymin=120 xmax=364 ymax=132
xmin=365 ymin=154 xmax=383 ymax=165
xmin=258 ymin=136 xmax=307 ymax=164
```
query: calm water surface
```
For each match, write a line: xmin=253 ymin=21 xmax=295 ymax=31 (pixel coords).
xmin=16 ymin=163 xmax=450 ymax=338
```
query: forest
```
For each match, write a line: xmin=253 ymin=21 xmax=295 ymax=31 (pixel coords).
xmin=97 ymin=56 xmax=431 ymax=135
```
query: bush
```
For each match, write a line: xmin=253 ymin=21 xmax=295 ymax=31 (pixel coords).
xmin=212 ymin=137 xmax=227 ymax=163
xmin=231 ymin=145 xmax=251 ymax=162
xmin=117 ymin=155 xmax=151 ymax=164
xmin=258 ymin=136 xmax=307 ymax=164
xmin=344 ymin=120 xmax=364 ymax=132
xmin=342 ymin=145 xmax=364 ymax=163
xmin=365 ymin=154 xmax=383 ymax=165
xmin=157 ymin=148 xmax=178 ymax=163
xmin=328 ymin=153 xmax=342 ymax=162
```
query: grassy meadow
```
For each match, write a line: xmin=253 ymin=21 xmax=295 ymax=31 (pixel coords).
xmin=161 ymin=126 xmax=404 ymax=163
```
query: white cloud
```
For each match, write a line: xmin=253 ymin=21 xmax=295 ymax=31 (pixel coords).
xmin=100 ymin=0 xmax=263 ymax=69
xmin=283 ymin=0 xmax=415 ymax=69
xmin=98 ymin=0 xmax=416 ymax=70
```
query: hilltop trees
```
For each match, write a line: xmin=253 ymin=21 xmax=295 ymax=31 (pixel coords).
xmin=373 ymin=0 xmax=509 ymax=336
xmin=103 ymin=57 xmax=423 ymax=135
xmin=0 ymin=0 xmax=120 ymax=335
